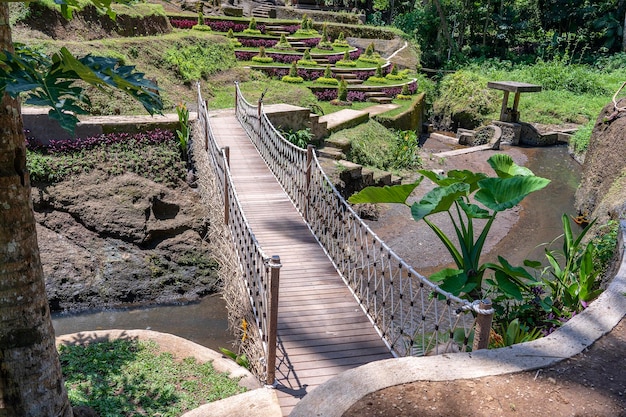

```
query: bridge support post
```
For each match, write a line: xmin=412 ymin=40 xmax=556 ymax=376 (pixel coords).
xmin=472 ymin=299 xmax=493 ymax=351
xmin=223 ymin=146 xmax=230 ymax=225
xmin=204 ymin=100 xmax=209 ymax=152
xmin=305 ymin=145 xmax=314 ymax=221
xmin=266 ymin=255 xmax=282 ymax=387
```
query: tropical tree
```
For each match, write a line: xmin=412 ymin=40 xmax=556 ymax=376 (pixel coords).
xmin=0 ymin=1 xmax=161 ymax=416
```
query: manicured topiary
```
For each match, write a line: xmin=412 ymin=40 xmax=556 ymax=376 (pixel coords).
xmin=333 ymin=31 xmax=349 ymax=48
xmin=367 ymin=63 xmax=387 ymax=83
xmin=316 ymin=65 xmax=338 ymax=85
xmin=297 ymin=48 xmax=317 ymax=66
xmin=396 ymin=82 xmax=413 ymax=100
xmin=336 ymin=50 xmax=356 ymax=67
xmin=192 ymin=10 xmax=211 ymax=31
xmin=338 ymin=76 xmax=348 ymax=101
xmin=282 ymin=61 xmax=304 ymax=83
xmin=385 ymin=63 xmax=404 ymax=80
xmin=227 ymin=29 xmax=242 ymax=47
xmin=358 ymin=43 xmax=382 ymax=64
xmin=275 ymin=33 xmax=293 ymax=51
xmin=251 ymin=46 xmax=274 ymax=63
xmin=317 ymin=23 xmax=333 ymax=50
xmin=296 ymin=14 xmax=318 ymax=35
xmin=244 ymin=17 xmax=262 ymax=34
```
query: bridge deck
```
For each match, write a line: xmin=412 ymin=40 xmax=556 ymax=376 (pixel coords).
xmin=209 ymin=110 xmax=393 ymax=415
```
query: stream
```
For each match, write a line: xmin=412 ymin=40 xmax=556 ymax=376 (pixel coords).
xmin=52 ymin=145 xmax=581 ymax=351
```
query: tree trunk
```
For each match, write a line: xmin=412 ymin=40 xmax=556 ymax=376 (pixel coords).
xmin=0 ymin=4 xmax=73 ymax=417
xmin=431 ymin=0 xmax=456 ymax=56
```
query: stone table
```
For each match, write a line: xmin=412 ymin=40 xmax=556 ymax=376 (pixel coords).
xmin=487 ymin=81 xmax=542 ymax=123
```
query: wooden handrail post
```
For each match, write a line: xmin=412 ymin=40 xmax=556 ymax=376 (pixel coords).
xmin=223 ymin=146 xmax=230 ymax=225
xmin=305 ymin=144 xmax=314 ymax=221
xmin=234 ymin=82 xmax=238 ymax=115
xmin=257 ymin=100 xmax=263 ymax=138
xmin=204 ymin=100 xmax=209 ymax=152
xmin=472 ymin=299 xmax=493 ymax=351
xmin=266 ymin=255 xmax=282 ymax=387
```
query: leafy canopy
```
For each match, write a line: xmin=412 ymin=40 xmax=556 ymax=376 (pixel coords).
xmin=0 ymin=0 xmax=162 ymax=134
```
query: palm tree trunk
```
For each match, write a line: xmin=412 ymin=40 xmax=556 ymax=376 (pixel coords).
xmin=0 ymin=4 xmax=73 ymax=416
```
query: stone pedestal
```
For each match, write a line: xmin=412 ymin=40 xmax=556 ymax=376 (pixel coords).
xmin=492 ymin=120 xmax=521 ymax=145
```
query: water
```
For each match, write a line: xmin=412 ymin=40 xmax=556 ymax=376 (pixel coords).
xmin=490 ymin=144 xmax=582 ymax=266
xmin=52 ymin=146 xmax=580 ymax=349
xmin=52 ymin=294 xmax=233 ymax=352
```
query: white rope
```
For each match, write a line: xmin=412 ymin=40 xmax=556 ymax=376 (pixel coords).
xmin=456 ymin=300 xmax=495 ymax=316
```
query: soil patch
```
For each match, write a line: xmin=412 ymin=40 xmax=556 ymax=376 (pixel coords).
xmin=343 ymin=318 xmax=626 ymax=417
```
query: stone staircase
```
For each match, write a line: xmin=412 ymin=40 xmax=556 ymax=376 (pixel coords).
xmin=365 ymin=91 xmax=393 ymax=104
xmin=251 ymin=4 xmax=275 ymax=18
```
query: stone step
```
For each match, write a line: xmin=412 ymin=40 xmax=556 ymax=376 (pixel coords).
xmin=368 ymin=96 xmax=393 ymax=104
xmin=365 ymin=91 xmax=387 ymax=97
xmin=317 ymin=146 xmax=345 ymax=160
xmin=267 ymin=30 xmax=290 ymax=36
xmin=337 ymin=73 xmax=357 ymax=79
xmin=344 ymin=79 xmax=363 ymax=85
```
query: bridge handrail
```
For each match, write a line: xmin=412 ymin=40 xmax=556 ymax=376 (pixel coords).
xmin=233 ymin=82 xmax=483 ymax=357
xmin=196 ymin=85 xmax=280 ymax=384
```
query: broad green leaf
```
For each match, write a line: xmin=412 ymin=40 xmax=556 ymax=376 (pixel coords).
xmin=487 ymin=154 xmax=534 ymax=178
xmin=429 ymin=268 xmax=473 ymax=296
xmin=524 ymin=259 xmax=543 ymax=269
xmin=458 ymin=200 xmax=492 ymax=219
xmin=348 ymin=179 xmax=422 ymax=205
xmin=475 ymin=176 xmax=550 ymax=212
xmin=447 ymin=170 xmax=488 ymax=193
xmin=494 ymin=270 xmax=524 ymax=300
xmin=410 ymin=182 xmax=469 ymax=221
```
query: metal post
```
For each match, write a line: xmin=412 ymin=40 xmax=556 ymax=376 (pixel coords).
xmin=257 ymin=100 xmax=263 ymax=139
xmin=223 ymin=146 xmax=230 ymax=225
xmin=472 ymin=299 xmax=493 ymax=351
xmin=305 ymin=144 xmax=314 ymax=222
xmin=266 ymin=255 xmax=282 ymax=387
xmin=234 ymin=82 xmax=238 ymax=115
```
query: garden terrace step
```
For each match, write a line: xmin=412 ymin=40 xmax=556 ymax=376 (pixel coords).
xmin=344 ymin=79 xmax=363 ymax=85
xmin=365 ymin=91 xmax=387 ymax=98
xmin=368 ymin=96 xmax=393 ymax=104
xmin=314 ymin=58 xmax=330 ymax=65
xmin=317 ymin=146 xmax=345 ymax=160
xmin=267 ymin=30 xmax=290 ymax=36
xmin=319 ymin=109 xmax=370 ymax=133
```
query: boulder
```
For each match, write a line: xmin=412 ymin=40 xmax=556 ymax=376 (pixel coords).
xmin=574 ymin=98 xmax=626 ymax=227
xmin=33 ymin=172 xmax=219 ymax=312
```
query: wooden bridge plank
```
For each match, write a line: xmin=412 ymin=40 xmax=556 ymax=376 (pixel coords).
xmin=209 ymin=112 xmax=393 ymax=416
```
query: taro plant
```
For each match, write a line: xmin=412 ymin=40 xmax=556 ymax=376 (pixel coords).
xmin=535 ymin=214 xmax=603 ymax=313
xmin=348 ymin=154 xmax=551 ymax=302
xmin=176 ymin=102 xmax=190 ymax=162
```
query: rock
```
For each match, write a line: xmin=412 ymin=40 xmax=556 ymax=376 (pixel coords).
xmin=575 ymin=98 xmax=626 ymax=227
xmin=33 ymin=172 xmax=219 ymax=312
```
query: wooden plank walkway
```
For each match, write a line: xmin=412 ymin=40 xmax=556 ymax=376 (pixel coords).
xmin=209 ymin=110 xmax=393 ymax=416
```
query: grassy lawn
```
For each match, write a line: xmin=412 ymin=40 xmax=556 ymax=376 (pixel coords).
xmin=60 ymin=339 xmax=246 ymax=417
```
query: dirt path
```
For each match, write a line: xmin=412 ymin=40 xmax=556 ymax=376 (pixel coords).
xmin=343 ymin=318 xmax=626 ymax=417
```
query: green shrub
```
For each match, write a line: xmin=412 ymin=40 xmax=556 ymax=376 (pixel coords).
xmin=275 ymin=33 xmax=292 ymax=50
xmin=337 ymin=77 xmax=348 ymax=101
xmin=569 ymin=119 xmax=594 ymax=155
xmin=282 ymin=61 xmax=303 ymax=83
xmin=252 ymin=56 xmax=274 ymax=63
xmin=192 ymin=24 xmax=212 ymax=32
xmin=297 ymin=48 xmax=317 ymax=66
xmin=366 ymin=76 xmax=387 ymax=84
xmin=333 ymin=31 xmax=349 ymax=47
xmin=243 ymin=17 xmax=261 ymax=34
xmin=432 ymin=70 xmax=499 ymax=129
xmin=335 ymin=60 xmax=356 ymax=67
xmin=315 ymin=77 xmax=338 ymax=85
xmin=164 ymin=39 xmax=236 ymax=82
xmin=282 ymin=75 xmax=304 ymax=83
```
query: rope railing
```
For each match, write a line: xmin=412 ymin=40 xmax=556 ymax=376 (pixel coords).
xmin=233 ymin=82 xmax=491 ymax=357
xmin=197 ymin=84 xmax=281 ymax=385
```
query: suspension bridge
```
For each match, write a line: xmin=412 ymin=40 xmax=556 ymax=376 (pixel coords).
xmin=194 ymin=84 xmax=491 ymax=415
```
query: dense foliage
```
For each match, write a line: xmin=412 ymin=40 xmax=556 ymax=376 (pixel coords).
xmin=26 ymin=129 xmax=186 ymax=186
